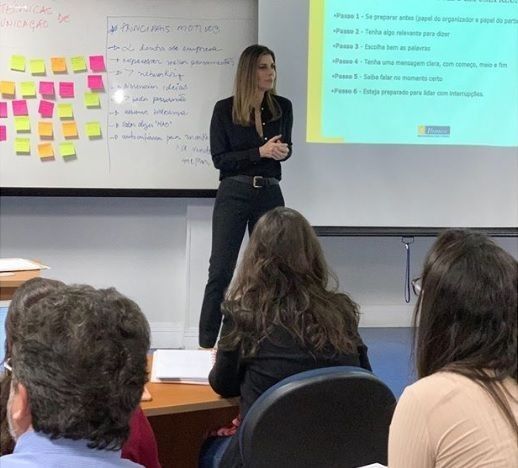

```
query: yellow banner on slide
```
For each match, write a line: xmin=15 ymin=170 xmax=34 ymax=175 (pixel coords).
xmin=306 ymin=0 xmax=343 ymax=143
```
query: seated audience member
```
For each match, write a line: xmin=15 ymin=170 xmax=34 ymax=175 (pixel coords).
xmin=204 ymin=207 xmax=372 ymax=467
xmin=0 ymin=281 xmax=152 ymax=467
xmin=389 ymin=230 xmax=518 ymax=467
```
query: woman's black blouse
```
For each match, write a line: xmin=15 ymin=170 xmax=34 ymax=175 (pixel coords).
xmin=209 ymin=94 xmax=293 ymax=180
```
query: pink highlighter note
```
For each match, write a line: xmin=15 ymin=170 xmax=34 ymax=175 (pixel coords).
xmin=59 ymin=82 xmax=75 ymax=98
xmin=0 ymin=125 xmax=6 ymax=141
xmin=0 ymin=102 xmax=7 ymax=118
xmin=39 ymin=81 xmax=55 ymax=97
xmin=87 ymin=75 xmax=104 ymax=90
xmin=89 ymin=55 xmax=106 ymax=72
xmin=38 ymin=100 xmax=54 ymax=118
xmin=12 ymin=100 xmax=28 ymax=116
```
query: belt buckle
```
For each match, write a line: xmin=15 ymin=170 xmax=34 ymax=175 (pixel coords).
xmin=253 ymin=176 xmax=264 ymax=188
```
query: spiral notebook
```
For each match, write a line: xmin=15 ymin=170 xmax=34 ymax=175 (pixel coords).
xmin=151 ymin=349 xmax=215 ymax=385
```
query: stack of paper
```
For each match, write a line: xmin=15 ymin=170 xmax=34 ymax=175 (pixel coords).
xmin=151 ymin=349 xmax=214 ymax=384
xmin=0 ymin=258 xmax=49 ymax=272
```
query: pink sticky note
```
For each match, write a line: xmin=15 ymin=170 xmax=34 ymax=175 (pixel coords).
xmin=87 ymin=75 xmax=104 ymax=90
xmin=89 ymin=55 xmax=106 ymax=72
xmin=0 ymin=102 xmax=7 ymax=118
xmin=12 ymin=100 xmax=28 ymax=116
xmin=59 ymin=82 xmax=75 ymax=98
xmin=39 ymin=81 xmax=55 ymax=97
xmin=0 ymin=125 xmax=6 ymax=141
xmin=38 ymin=100 xmax=54 ymax=118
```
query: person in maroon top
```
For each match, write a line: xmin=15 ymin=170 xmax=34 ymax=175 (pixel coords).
xmin=1 ymin=278 xmax=161 ymax=468
xmin=199 ymin=44 xmax=294 ymax=349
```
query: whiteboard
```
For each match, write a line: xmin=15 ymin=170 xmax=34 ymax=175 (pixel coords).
xmin=0 ymin=0 xmax=256 ymax=190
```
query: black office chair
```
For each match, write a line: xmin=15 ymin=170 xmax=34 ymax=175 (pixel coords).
xmin=239 ymin=366 xmax=396 ymax=468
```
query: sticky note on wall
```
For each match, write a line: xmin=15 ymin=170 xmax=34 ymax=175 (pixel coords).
xmin=30 ymin=59 xmax=46 ymax=75
xmin=89 ymin=55 xmax=106 ymax=72
xmin=38 ymin=100 xmax=54 ymax=118
xmin=39 ymin=81 xmax=55 ymax=97
xmin=12 ymin=100 xmax=28 ymax=116
xmin=0 ymin=125 xmax=6 ymax=141
xmin=0 ymin=81 xmax=16 ymax=96
xmin=51 ymin=57 xmax=67 ymax=73
xmin=71 ymin=56 xmax=87 ymax=72
xmin=85 ymin=121 xmax=101 ymax=138
xmin=38 ymin=121 xmax=53 ymax=138
xmin=15 ymin=138 xmax=30 ymax=153
xmin=59 ymin=82 xmax=75 ymax=98
xmin=38 ymin=142 xmax=54 ymax=158
xmin=57 ymin=103 xmax=73 ymax=119
xmin=62 ymin=121 xmax=78 ymax=138
xmin=0 ymin=102 xmax=7 ymax=118
xmin=10 ymin=55 xmax=26 ymax=72
xmin=21 ymin=82 xmax=37 ymax=97
xmin=87 ymin=75 xmax=104 ymax=90
xmin=59 ymin=141 xmax=76 ymax=158
xmin=84 ymin=92 xmax=100 ymax=108
xmin=14 ymin=116 xmax=31 ymax=132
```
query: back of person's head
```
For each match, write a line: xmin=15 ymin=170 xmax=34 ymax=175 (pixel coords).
xmin=1 ymin=278 xmax=66 ymax=455
xmin=9 ymin=284 xmax=150 ymax=450
xmin=414 ymin=229 xmax=517 ymax=433
xmin=221 ymin=207 xmax=360 ymax=357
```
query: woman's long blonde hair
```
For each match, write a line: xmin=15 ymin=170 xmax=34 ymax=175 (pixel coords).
xmin=232 ymin=44 xmax=280 ymax=126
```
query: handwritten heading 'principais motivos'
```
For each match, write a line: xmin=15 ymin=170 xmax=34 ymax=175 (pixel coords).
xmin=106 ymin=18 xmax=236 ymax=167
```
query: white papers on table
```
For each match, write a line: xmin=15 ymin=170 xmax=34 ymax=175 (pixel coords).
xmin=151 ymin=349 xmax=214 ymax=384
xmin=0 ymin=258 xmax=49 ymax=272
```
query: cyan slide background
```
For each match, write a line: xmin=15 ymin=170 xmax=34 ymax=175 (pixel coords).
xmin=320 ymin=0 xmax=518 ymax=146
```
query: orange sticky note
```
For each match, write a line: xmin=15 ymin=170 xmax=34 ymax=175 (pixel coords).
xmin=38 ymin=142 xmax=54 ymax=158
xmin=62 ymin=121 xmax=78 ymax=138
xmin=38 ymin=121 xmax=54 ymax=138
xmin=0 ymin=81 xmax=16 ymax=96
xmin=51 ymin=57 xmax=67 ymax=73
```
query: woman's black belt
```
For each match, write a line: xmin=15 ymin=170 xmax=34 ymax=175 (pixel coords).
xmin=226 ymin=175 xmax=280 ymax=188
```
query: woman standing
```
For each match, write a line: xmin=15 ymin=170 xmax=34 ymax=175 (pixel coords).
xmin=389 ymin=230 xmax=518 ymax=467
xmin=199 ymin=44 xmax=293 ymax=348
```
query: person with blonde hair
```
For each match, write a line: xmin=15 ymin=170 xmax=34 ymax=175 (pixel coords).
xmin=203 ymin=207 xmax=371 ymax=467
xmin=389 ymin=230 xmax=518 ymax=467
xmin=199 ymin=44 xmax=293 ymax=349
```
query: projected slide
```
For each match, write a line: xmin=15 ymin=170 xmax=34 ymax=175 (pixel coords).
xmin=307 ymin=0 xmax=518 ymax=146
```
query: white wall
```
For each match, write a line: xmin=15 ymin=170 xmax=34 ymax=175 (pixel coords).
xmin=1 ymin=196 xmax=517 ymax=348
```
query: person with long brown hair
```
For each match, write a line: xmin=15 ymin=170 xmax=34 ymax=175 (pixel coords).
xmin=203 ymin=207 xmax=371 ymax=467
xmin=389 ymin=230 xmax=518 ymax=467
xmin=199 ymin=44 xmax=293 ymax=349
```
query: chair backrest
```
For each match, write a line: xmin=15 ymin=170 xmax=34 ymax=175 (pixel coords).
xmin=239 ymin=366 xmax=396 ymax=468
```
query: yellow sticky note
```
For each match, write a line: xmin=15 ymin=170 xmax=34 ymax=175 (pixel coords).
xmin=57 ymin=103 xmax=73 ymax=119
xmin=84 ymin=92 xmax=100 ymax=108
xmin=10 ymin=55 xmax=26 ymax=72
xmin=15 ymin=138 xmax=30 ymax=154
xmin=59 ymin=141 xmax=76 ymax=158
xmin=21 ymin=81 xmax=37 ymax=97
xmin=0 ymin=81 xmax=16 ymax=95
xmin=85 ymin=121 xmax=101 ymax=138
xmin=38 ymin=121 xmax=53 ymax=138
xmin=30 ymin=59 xmax=46 ymax=74
xmin=38 ymin=142 xmax=54 ymax=158
xmin=71 ymin=56 xmax=87 ymax=72
xmin=14 ymin=116 xmax=31 ymax=132
xmin=51 ymin=56 xmax=67 ymax=73
xmin=62 ymin=121 xmax=78 ymax=138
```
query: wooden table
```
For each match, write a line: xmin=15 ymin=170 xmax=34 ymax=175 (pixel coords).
xmin=141 ymin=372 xmax=239 ymax=468
xmin=0 ymin=270 xmax=42 ymax=301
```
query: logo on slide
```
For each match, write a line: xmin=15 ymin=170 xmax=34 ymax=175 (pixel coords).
xmin=417 ymin=126 xmax=450 ymax=137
